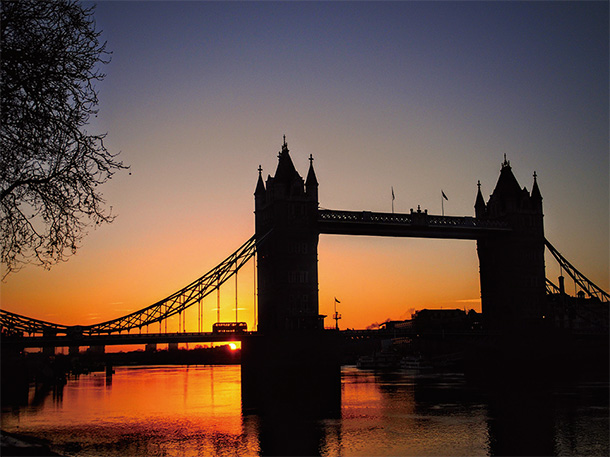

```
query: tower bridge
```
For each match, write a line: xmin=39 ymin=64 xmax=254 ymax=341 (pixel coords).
xmin=1 ymin=138 xmax=608 ymax=350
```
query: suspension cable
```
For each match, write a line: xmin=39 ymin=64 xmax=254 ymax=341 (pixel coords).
xmin=545 ymin=238 xmax=609 ymax=303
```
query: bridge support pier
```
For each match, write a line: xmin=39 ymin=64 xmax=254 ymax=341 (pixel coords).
xmin=69 ymin=345 xmax=79 ymax=356
xmin=42 ymin=329 xmax=57 ymax=357
xmin=88 ymin=345 xmax=105 ymax=354
xmin=241 ymin=332 xmax=341 ymax=417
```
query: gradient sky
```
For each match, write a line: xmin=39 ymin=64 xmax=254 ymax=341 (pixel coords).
xmin=2 ymin=1 xmax=608 ymax=332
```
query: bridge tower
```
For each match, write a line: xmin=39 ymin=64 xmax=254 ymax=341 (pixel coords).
xmin=254 ymin=137 xmax=322 ymax=333
xmin=245 ymin=138 xmax=340 ymax=416
xmin=475 ymin=157 xmax=547 ymax=334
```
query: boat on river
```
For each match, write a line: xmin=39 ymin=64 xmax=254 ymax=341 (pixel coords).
xmin=400 ymin=355 xmax=432 ymax=373
xmin=356 ymin=352 xmax=400 ymax=370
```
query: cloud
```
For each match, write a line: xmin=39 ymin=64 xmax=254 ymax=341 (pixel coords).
xmin=398 ymin=307 xmax=417 ymax=320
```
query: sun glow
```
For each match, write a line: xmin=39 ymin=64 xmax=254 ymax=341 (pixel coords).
xmin=228 ymin=342 xmax=238 ymax=351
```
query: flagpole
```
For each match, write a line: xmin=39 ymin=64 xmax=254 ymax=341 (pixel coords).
xmin=333 ymin=298 xmax=339 ymax=330
xmin=441 ymin=190 xmax=448 ymax=216
xmin=333 ymin=297 xmax=341 ymax=330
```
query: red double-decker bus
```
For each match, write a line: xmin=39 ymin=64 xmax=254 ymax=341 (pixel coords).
xmin=212 ymin=322 xmax=247 ymax=333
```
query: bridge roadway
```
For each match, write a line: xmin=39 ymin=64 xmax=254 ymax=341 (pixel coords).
xmin=2 ymin=329 xmax=419 ymax=349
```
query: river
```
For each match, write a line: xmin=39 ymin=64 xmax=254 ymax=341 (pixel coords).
xmin=1 ymin=365 xmax=608 ymax=456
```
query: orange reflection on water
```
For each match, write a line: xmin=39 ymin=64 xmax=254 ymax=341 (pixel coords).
xmin=2 ymin=365 xmax=260 ymax=456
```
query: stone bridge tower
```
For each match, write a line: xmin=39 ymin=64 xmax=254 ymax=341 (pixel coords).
xmin=245 ymin=139 xmax=340 ymax=414
xmin=475 ymin=157 xmax=547 ymax=334
xmin=254 ymin=137 xmax=322 ymax=333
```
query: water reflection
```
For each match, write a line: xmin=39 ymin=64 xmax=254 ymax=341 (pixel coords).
xmin=338 ymin=369 xmax=490 ymax=456
xmin=1 ymin=365 xmax=607 ymax=456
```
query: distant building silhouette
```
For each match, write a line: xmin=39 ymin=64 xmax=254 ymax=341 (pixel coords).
xmin=547 ymin=287 xmax=609 ymax=333
xmin=412 ymin=308 xmax=479 ymax=333
xmin=378 ymin=309 xmax=482 ymax=334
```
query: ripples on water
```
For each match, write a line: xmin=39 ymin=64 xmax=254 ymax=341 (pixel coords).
xmin=1 ymin=365 xmax=608 ymax=456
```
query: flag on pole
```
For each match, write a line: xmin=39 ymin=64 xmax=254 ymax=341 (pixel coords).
xmin=442 ymin=190 xmax=448 ymax=200
xmin=334 ymin=297 xmax=341 ymax=304
xmin=391 ymin=187 xmax=395 ymax=201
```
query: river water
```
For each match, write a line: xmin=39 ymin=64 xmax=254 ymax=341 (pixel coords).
xmin=1 ymin=365 xmax=608 ymax=456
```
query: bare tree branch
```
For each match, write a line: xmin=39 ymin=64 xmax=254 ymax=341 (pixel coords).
xmin=1 ymin=0 xmax=128 ymax=279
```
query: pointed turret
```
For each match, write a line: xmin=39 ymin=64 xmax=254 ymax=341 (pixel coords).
xmin=306 ymin=154 xmax=318 ymax=202
xmin=271 ymin=135 xmax=305 ymax=199
xmin=255 ymin=165 xmax=265 ymax=195
xmin=254 ymin=165 xmax=266 ymax=208
xmin=492 ymin=156 xmax=522 ymax=200
xmin=486 ymin=155 xmax=531 ymax=218
xmin=274 ymin=135 xmax=299 ymax=184
xmin=531 ymin=171 xmax=542 ymax=212
xmin=475 ymin=180 xmax=486 ymax=217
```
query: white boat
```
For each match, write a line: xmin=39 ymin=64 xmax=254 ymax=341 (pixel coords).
xmin=400 ymin=355 xmax=432 ymax=372
xmin=356 ymin=353 xmax=400 ymax=370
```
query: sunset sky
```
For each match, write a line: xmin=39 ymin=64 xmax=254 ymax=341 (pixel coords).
xmin=2 ymin=1 xmax=608 ymax=333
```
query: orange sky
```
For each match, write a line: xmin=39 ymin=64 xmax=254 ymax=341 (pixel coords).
xmin=0 ymin=150 xmax=606 ymax=333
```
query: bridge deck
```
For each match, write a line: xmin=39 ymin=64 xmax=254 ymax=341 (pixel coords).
xmin=2 ymin=331 xmax=255 ymax=348
xmin=2 ymin=328 xmax=463 ymax=348
xmin=318 ymin=209 xmax=510 ymax=239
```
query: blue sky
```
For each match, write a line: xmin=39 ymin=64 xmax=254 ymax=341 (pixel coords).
xmin=3 ymin=1 xmax=608 ymax=329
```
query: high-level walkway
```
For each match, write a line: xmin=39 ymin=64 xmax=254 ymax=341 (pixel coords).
xmin=318 ymin=209 xmax=510 ymax=239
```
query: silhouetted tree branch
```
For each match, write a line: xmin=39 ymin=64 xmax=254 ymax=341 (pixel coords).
xmin=1 ymin=0 xmax=127 ymax=278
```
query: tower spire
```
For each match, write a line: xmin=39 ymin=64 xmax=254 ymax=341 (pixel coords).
xmin=255 ymin=164 xmax=266 ymax=197
xmin=502 ymin=153 xmax=510 ymax=168
xmin=475 ymin=180 xmax=486 ymax=217
xmin=306 ymin=153 xmax=318 ymax=201
xmin=531 ymin=170 xmax=542 ymax=207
